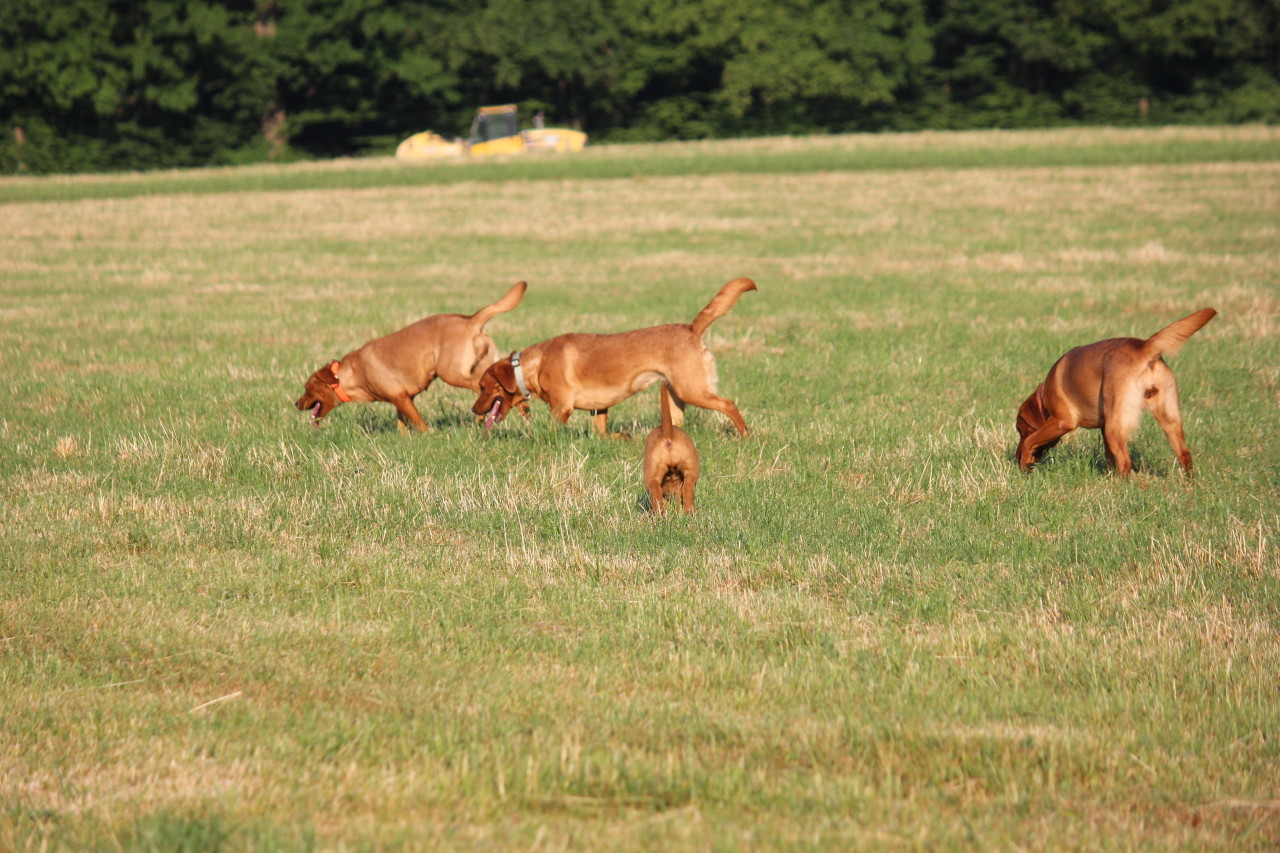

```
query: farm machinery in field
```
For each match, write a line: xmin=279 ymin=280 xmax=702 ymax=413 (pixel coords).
xmin=395 ymin=104 xmax=587 ymax=161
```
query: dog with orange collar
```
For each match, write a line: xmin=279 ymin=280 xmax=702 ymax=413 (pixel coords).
xmin=296 ymin=281 xmax=526 ymax=432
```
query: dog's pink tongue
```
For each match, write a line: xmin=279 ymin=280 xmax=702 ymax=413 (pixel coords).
xmin=310 ymin=402 xmax=322 ymax=426
xmin=484 ymin=399 xmax=501 ymax=430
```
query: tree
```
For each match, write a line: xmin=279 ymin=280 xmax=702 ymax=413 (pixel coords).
xmin=1 ymin=0 xmax=1276 ymax=173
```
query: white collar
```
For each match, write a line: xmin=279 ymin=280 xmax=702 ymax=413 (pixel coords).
xmin=510 ymin=351 xmax=530 ymax=398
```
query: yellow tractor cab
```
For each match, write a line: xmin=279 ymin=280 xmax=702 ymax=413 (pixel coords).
xmin=466 ymin=104 xmax=588 ymax=157
xmin=396 ymin=105 xmax=587 ymax=162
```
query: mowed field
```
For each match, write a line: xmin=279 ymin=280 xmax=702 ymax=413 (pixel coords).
xmin=2 ymin=127 xmax=1278 ymax=850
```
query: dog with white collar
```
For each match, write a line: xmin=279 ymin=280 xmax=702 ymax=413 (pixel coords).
xmin=472 ymin=278 xmax=756 ymax=438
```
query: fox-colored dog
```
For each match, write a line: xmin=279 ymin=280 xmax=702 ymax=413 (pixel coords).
xmin=1016 ymin=307 xmax=1217 ymax=475
xmin=296 ymin=281 xmax=526 ymax=432
xmin=643 ymin=383 xmax=699 ymax=514
xmin=472 ymin=277 xmax=756 ymax=438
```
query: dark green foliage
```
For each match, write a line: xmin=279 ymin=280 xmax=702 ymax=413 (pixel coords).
xmin=924 ymin=0 xmax=1280 ymax=127
xmin=1 ymin=0 xmax=1277 ymax=173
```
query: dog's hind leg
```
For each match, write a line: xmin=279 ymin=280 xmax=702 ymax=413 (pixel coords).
xmin=681 ymin=470 xmax=698 ymax=513
xmin=675 ymin=389 xmax=748 ymax=435
xmin=647 ymin=479 xmax=666 ymax=515
xmin=665 ymin=386 xmax=687 ymax=428
xmin=670 ymin=351 xmax=748 ymax=434
xmin=1149 ymin=379 xmax=1193 ymax=475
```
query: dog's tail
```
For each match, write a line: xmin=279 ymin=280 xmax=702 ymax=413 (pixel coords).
xmin=690 ymin=277 xmax=757 ymax=338
xmin=470 ymin=280 xmax=527 ymax=327
xmin=1142 ymin=307 xmax=1217 ymax=360
xmin=660 ymin=382 xmax=674 ymax=441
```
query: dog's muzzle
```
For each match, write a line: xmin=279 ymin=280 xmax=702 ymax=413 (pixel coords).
xmin=484 ymin=398 xmax=502 ymax=430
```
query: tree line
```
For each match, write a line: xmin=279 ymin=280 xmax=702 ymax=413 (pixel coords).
xmin=3 ymin=0 xmax=1277 ymax=174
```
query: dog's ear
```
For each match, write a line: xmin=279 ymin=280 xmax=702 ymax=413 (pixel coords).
xmin=1016 ymin=387 xmax=1047 ymax=438
xmin=491 ymin=360 xmax=520 ymax=395
xmin=315 ymin=363 xmax=337 ymax=384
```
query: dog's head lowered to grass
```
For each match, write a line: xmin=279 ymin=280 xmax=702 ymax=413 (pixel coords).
xmin=1015 ymin=385 xmax=1060 ymax=464
xmin=472 ymin=357 xmax=526 ymax=429
xmin=1015 ymin=385 xmax=1047 ymax=443
xmin=295 ymin=362 xmax=348 ymax=426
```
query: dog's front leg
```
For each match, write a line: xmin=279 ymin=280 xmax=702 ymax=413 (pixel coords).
xmin=551 ymin=403 xmax=575 ymax=425
xmin=1018 ymin=421 xmax=1072 ymax=471
xmin=591 ymin=409 xmax=630 ymax=440
xmin=390 ymin=395 xmax=430 ymax=433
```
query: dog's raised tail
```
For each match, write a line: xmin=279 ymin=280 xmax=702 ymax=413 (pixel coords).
xmin=690 ymin=277 xmax=757 ymax=338
xmin=660 ymin=382 xmax=674 ymax=441
xmin=1142 ymin=307 xmax=1217 ymax=360
xmin=470 ymin=280 xmax=528 ymax=327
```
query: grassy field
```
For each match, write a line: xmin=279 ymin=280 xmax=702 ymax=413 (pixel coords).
xmin=2 ymin=126 xmax=1277 ymax=850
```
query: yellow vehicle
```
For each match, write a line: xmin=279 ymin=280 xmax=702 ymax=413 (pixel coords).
xmin=395 ymin=105 xmax=587 ymax=162
xmin=393 ymin=130 xmax=463 ymax=160
xmin=466 ymin=104 xmax=588 ymax=157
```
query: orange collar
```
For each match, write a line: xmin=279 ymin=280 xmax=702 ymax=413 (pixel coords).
xmin=327 ymin=361 xmax=353 ymax=402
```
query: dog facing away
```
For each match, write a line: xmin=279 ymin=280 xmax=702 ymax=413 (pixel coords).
xmin=643 ymin=383 xmax=700 ymax=514
xmin=296 ymin=280 xmax=526 ymax=432
xmin=472 ymin=277 xmax=757 ymax=438
xmin=1016 ymin=307 xmax=1217 ymax=475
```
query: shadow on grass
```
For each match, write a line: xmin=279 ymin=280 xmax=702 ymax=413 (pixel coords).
xmin=346 ymin=405 xmax=476 ymax=435
xmin=1009 ymin=438 xmax=1172 ymax=477
xmin=117 ymin=811 xmax=313 ymax=853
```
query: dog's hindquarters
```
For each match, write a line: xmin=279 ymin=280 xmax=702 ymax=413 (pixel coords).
xmin=1131 ymin=308 xmax=1218 ymax=473
xmin=683 ymin=278 xmax=755 ymax=434
xmin=1124 ymin=356 xmax=1193 ymax=475
xmin=644 ymin=383 xmax=700 ymax=513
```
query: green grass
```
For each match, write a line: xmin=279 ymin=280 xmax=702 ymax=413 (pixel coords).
xmin=2 ymin=126 xmax=1278 ymax=850
xmin=3 ymin=124 xmax=1279 ymax=204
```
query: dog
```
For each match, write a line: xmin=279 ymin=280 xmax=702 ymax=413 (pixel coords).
xmin=472 ymin=277 xmax=756 ymax=438
xmin=1016 ymin=307 xmax=1217 ymax=475
xmin=296 ymin=281 xmax=526 ymax=432
xmin=643 ymin=383 xmax=700 ymax=514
